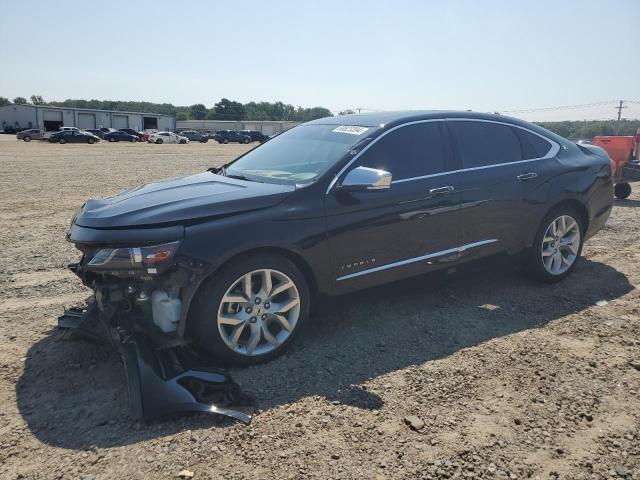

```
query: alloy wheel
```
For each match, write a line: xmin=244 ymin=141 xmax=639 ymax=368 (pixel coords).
xmin=541 ymin=215 xmax=580 ymax=275
xmin=217 ymin=269 xmax=300 ymax=356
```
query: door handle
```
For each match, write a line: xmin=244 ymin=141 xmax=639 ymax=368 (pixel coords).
xmin=428 ymin=185 xmax=455 ymax=195
xmin=516 ymin=172 xmax=538 ymax=181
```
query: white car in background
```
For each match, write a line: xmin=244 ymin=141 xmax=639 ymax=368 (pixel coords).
xmin=147 ymin=131 xmax=189 ymax=144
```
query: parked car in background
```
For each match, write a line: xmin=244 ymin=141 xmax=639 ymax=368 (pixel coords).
xmin=179 ymin=130 xmax=209 ymax=143
xmin=119 ymin=128 xmax=144 ymax=140
xmin=147 ymin=131 xmax=189 ymax=144
xmin=239 ymin=130 xmax=269 ymax=143
xmin=49 ymin=130 xmax=100 ymax=144
xmin=104 ymin=130 xmax=139 ymax=142
xmin=16 ymin=129 xmax=45 ymax=141
xmin=142 ymin=129 xmax=159 ymax=142
xmin=84 ymin=129 xmax=105 ymax=139
xmin=65 ymin=111 xmax=613 ymax=365
xmin=213 ymin=130 xmax=251 ymax=144
xmin=58 ymin=127 xmax=81 ymax=133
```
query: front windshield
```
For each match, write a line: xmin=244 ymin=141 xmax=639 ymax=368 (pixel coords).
xmin=225 ymin=124 xmax=376 ymax=184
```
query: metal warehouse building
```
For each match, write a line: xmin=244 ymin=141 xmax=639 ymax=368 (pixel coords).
xmin=176 ymin=119 xmax=299 ymax=135
xmin=0 ymin=104 xmax=175 ymax=132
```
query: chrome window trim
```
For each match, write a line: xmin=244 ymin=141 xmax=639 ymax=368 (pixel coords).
xmin=326 ymin=117 xmax=560 ymax=192
xmin=325 ymin=119 xmax=446 ymax=194
xmin=336 ymin=239 xmax=497 ymax=281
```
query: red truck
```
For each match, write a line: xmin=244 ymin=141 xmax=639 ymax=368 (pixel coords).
xmin=592 ymin=131 xmax=640 ymax=199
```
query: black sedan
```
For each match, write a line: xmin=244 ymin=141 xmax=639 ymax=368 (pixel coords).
xmin=104 ymin=131 xmax=139 ymax=142
xmin=66 ymin=111 xmax=613 ymax=366
xmin=49 ymin=130 xmax=100 ymax=144
xmin=239 ymin=130 xmax=269 ymax=143
xmin=119 ymin=128 xmax=144 ymax=140
xmin=180 ymin=130 xmax=209 ymax=143
xmin=213 ymin=130 xmax=251 ymax=144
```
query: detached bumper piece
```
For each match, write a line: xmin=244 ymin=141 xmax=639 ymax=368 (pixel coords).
xmin=58 ymin=302 xmax=251 ymax=424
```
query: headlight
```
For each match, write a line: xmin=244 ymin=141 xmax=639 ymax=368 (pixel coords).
xmin=86 ymin=241 xmax=181 ymax=275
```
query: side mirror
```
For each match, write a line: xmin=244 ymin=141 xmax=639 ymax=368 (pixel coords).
xmin=339 ymin=166 xmax=392 ymax=192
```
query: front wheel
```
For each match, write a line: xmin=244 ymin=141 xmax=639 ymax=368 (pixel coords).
xmin=23 ymin=136 xmax=31 ymax=142
xmin=129 ymin=137 xmax=135 ymax=142
xmin=190 ymin=254 xmax=310 ymax=366
xmin=156 ymin=139 xmax=163 ymax=144
xmin=243 ymin=138 xmax=250 ymax=144
xmin=109 ymin=137 xmax=115 ymax=142
xmin=527 ymin=207 xmax=584 ymax=283
xmin=223 ymin=139 xmax=229 ymax=144
xmin=179 ymin=139 xmax=187 ymax=144
xmin=87 ymin=137 xmax=94 ymax=144
xmin=614 ymin=183 xmax=631 ymax=199
xmin=59 ymin=138 xmax=66 ymax=144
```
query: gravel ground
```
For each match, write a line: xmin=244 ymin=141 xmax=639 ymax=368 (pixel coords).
xmin=0 ymin=135 xmax=638 ymax=480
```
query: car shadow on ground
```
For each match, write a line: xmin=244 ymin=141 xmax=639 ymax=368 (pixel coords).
xmin=16 ymin=255 xmax=633 ymax=450
xmin=614 ymin=198 xmax=640 ymax=208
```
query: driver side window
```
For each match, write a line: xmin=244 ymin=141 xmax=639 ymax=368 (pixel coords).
xmin=355 ymin=122 xmax=447 ymax=180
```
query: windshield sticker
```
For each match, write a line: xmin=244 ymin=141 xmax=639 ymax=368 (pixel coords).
xmin=332 ymin=126 xmax=369 ymax=135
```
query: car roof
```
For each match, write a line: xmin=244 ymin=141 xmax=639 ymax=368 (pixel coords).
xmin=305 ymin=110 xmax=566 ymax=143
xmin=307 ymin=110 xmax=523 ymax=127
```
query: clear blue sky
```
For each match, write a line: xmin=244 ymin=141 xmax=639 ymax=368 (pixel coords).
xmin=1 ymin=0 xmax=638 ymax=121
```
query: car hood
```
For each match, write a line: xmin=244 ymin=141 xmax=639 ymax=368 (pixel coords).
xmin=74 ymin=172 xmax=295 ymax=229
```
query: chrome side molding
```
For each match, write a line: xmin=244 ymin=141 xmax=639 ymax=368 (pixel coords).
xmin=336 ymin=239 xmax=497 ymax=281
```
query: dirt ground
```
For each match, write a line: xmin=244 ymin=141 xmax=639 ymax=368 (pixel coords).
xmin=0 ymin=134 xmax=638 ymax=480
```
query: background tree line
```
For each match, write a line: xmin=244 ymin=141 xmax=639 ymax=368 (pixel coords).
xmin=535 ymin=120 xmax=640 ymax=139
xmin=1 ymin=95 xmax=638 ymax=137
xmin=0 ymin=95 xmax=332 ymax=122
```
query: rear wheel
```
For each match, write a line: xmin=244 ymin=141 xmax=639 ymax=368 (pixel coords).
xmin=190 ymin=254 xmax=310 ymax=365
xmin=223 ymin=139 xmax=229 ymax=144
xmin=243 ymin=138 xmax=250 ymax=144
xmin=614 ymin=183 xmax=631 ymax=199
xmin=527 ymin=207 xmax=584 ymax=283
xmin=59 ymin=138 xmax=66 ymax=144
xmin=109 ymin=137 xmax=115 ymax=142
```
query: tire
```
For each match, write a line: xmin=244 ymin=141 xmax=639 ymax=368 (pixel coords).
xmin=87 ymin=137 xmax=94 ymax=144
xmin=109 ymin=137 xmax=115 ymax=142
xmin=243 ymin=138 xmax=250 ymax=144
xmin=614 ymin=183 xmax=631 ymax=199
xmin=179 ymin=139 xmax=187 ymax=144
xmin=156 ymin=139 xmax=163 ymax=144
xmin=223 ymin=139 xmax=229 ymax=144
xmin=129 ymin=137 xmax=135 ymax=142
xmin=190 ymin=253 xmax=311 ymax=366
xmin=526 ymin=206 xmax=584 ymax=283
xmin=59 ymin=138 xmax=66 ymax=144
xmin=201 ymin=139 xmax=208 ymax=143
xmin=23 ymin=136 xmax=31 ymax=142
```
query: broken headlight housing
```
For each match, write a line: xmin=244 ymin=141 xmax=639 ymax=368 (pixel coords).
xmin=86 ymin=241 xmax=181 ymax=275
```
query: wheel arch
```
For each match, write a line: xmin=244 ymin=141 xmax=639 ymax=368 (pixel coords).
xmin=182 ymin=245 xmax=321 ymax=337
xmin=548 ymin=199 xmax=589 ymax=231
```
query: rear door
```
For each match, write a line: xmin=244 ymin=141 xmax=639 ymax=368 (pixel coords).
xmin=450 ymin=119 xmax=557 ymax=260
xmin=326 ymin=120 xmax=460 ymax=293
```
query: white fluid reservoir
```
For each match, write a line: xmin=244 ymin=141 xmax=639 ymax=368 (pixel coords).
xmin=151 ymin=289 xmax=181 ymax=333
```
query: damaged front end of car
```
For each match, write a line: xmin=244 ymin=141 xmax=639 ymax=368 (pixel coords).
xmin=59 ymin=232 xmax=252 ymax=424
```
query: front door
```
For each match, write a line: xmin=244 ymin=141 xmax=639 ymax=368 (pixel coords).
xmin=325 ymin=121 xmax=461 ymax=293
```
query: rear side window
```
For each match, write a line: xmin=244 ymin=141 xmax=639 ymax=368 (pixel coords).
xmin=453 ymin=121 xmax=522 ymax=168
xmin=357 ymin=122 xmax=447 ymax=180
xmin=515 ymin=128 xmax=553 ymax=159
